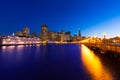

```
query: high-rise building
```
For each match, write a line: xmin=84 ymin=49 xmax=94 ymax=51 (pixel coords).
xmin=16 ymin=32 xmax=23 ymax=37
xmin=39 ymin=25 xmax=71 ymax=42
xmin=78 ymin=28 xmax=81 ymax=37
xmin=61 ymin=31 xmax=71 ymax=42
xmin=73 ymin=34 xmax=77 ymax=41
xmin=40 ymin=25 xmax=48 ymax=41
xmin=77 ymin=28 xmax=81 ymax=40
xmin=16 ymin=27 xmax=30 ymax=37
xmin=23 ymin=27 xmax=29 ymax=34
xmin=31 ymin=32 xmax=37 ymax=37
xmin=23 ymin=27 xmax=30 ymax=37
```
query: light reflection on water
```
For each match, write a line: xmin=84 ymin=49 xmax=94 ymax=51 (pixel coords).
xmin=2 ymin=46 xmax=7 ymax=52
xmin=1 ymin=45 xmax=25 ymax=67
xmin=2 ymin=46 xmax=15 ymax=53
xmin=16 ymin=45 xmax=24 ymax=53
xmin=1 ymin=45 xmax=41 ymax=65
xmin=81 ymin=44 xmax=113 ymax=80
xmin=0 ymin=44 xmax=117 ymax=80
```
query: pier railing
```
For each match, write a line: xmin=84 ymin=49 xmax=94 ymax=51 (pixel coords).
xmin=81 ymin=38 xmax=120 ymax=60
xmin=83 ymin=42 xmax=120 ymax=54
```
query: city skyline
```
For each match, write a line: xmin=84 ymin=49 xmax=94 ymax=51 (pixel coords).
xmin=0 ymin=0 xmax=120 ymax=38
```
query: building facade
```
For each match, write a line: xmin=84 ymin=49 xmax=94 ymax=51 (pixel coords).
xmin=40 ymin=25 xmax=48 ymax=41
xmin=39 ymin=25 xmax=71 ymax=42
xmin=16 ymin=27 xmax=30 ymax=37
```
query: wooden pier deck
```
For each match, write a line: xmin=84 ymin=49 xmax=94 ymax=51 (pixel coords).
xmin=83 ymin=43 xmax=120 ymax=60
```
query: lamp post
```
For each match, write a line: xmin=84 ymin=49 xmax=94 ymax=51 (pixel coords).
xmin=103 ymin=33 xmax=106 ymax=39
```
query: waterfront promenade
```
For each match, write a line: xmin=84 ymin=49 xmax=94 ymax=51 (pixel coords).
xmin=83 ymin=41 xmax=120 ymax=60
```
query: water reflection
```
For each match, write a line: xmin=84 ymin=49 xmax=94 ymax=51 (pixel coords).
xmin=1 ymin=45 xmax=25 ymax=66
xmin=81 ymin=44 xmax=113 ymax=80
xmin=7 ymin=46 xmax=15 ymax=53
xmin=17 ymin=45 xmax=24 ymax=48
xmin=2 ymin=46 xmax=7 ymax=52
xmin=16 ymin=45 xmax=24 ymax=53
xmin=2 ymin=46 xmax=15 ymax=53
xmin=15 ymin=45 xmax=24 ymax=61
xmin=36 ymin=44 xmax=41 ymax=46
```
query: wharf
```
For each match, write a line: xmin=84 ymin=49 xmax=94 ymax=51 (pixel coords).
xmin=83 ymin=43 xmax=120 ymax=60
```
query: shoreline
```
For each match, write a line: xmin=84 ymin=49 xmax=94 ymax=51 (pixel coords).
xmin=0 ymin=42 xmax=82 ymax=46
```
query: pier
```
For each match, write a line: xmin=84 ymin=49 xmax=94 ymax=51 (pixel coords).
xmin=82 ymin=38 xmax=120 ymax=60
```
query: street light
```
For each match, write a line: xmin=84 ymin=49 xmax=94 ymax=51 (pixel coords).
xmin=103 ymin=32 xmax=106 ymax=39
xmin=103 ymin=32 xmax=107 ymax=46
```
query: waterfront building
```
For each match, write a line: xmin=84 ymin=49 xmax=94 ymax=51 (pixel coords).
xmin=31 ymin=32 xmax=37 ymax=37
xmin=16 ymin=27 xmax=30 ymax=37
xmin=0 ymin=24 xmax=84 ymax=45
xmin=73 ymin=34 xmax=77 ymax=41
xmin=23 ymin=27 xmax=30 ymax=37
xmin=110 ymin=36 xmax=120 ymax=43
xmin=40 ymin=25 xmax=71 ymax=42
xmin=15 ymin=25 xmax=83 ymax=42
xmin=55 ymin=32 xmax=61 ymax=41
xmin=72 ymin=28 xmax=82 ymax=41
xmin=16 ymin=32 xmax=24 ymax=37
xmin=48 ymin=31 xmax=57 ymax=41
xmin=61 ymin=31 xmax=71 ymax=42
xmin=40 ymin=25 xmax=48 ymax=41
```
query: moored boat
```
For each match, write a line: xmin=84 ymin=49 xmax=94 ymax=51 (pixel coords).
xmin=0 ymin=36 xmax=41 ymax=46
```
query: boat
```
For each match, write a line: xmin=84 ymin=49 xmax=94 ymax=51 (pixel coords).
xmin=0 ymin=36 xmax=41 ymax=46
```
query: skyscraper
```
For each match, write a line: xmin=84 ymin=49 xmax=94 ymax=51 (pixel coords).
xmin=23 ymin=27 xmax=30 ymax=37
xmin=40 ymin=25 xmax=48 ymax=41
xmin=16 ymin=27 xmax=30 ymax=37
xmin=77 ymin=28 xmax=81 ymax=40
xmin=78 ymin=28 xmax=81 ymax=37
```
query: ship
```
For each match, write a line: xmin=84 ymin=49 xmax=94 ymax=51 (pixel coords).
xmin=0 ymin=36 xmax=41 ymax=46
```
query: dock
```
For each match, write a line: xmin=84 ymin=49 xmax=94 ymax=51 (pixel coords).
xmin=83 ymin=43 xmax=120 ymax=60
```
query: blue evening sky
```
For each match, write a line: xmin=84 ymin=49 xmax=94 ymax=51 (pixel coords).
xmin=0 ymin=0 xmax=120 ymax=38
